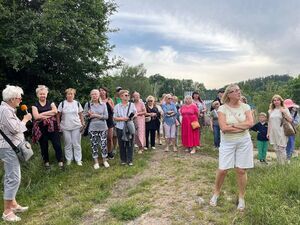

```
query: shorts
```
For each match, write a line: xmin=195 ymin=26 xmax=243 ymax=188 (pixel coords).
xmin=163 ymin=123 xmax=176 ymax=139
xmin=219 ymin=134 xmax=254 ymax=170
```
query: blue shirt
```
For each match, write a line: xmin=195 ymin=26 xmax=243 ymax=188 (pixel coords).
xmin=162 ymin=103 xmax=178 ymax=126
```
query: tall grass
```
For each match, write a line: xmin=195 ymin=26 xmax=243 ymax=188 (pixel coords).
xmin=0 ymin=137 xmax=153 ymax=225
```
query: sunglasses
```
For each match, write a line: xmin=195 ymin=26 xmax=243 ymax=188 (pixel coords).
xmin=229 ymin=89 xmax=240 ymax=94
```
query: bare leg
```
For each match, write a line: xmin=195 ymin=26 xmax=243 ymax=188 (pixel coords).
xmin=213 ymin=169 xmax=228 ymax=196
xmin=236 ymin=168 xmax=247 ymax=199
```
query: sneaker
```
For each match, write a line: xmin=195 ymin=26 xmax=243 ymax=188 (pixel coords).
xmin=138 ymin=150 xmax=143 ymax=154
xmin=134 ymin=144 xmax=138 ymax=148
xmin=237 ymin=198 xmax=245 ymax=211
xmin=76 ymin=161 xmax=83 ymax=166
xmin=107 ymin=152 xmax=115 ymax=160
xmin=93 ymin=163 xmax=100 ymax=170
xmin=44 ymin=162 xmax=50 ymax=170
xmin=151 ymin=146 xmax=156 ymax=150
xmin=121 ymin=162 xmax=126 ymax=165
xmin=103 ymin=161 xmax=110 ymax=168
xmin=209 ymin=194 xmax=219 ymax=207
xmin=2 ymin=212 xmax=21 ymax=222
xmin=58 ymin=162 xmax=64 ymax=170
xmin=144 ymin=147 xmax=148 ymax=150
xmin=128 ymin=162 xmax=133 ymax=166
xmin=66 ymin=160 xmax=72 ymax=166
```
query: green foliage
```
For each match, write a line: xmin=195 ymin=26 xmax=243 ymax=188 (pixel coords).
xmin=109 ymin=199 xmax=150 ymax=221
xmin=0 ymin=0 xmax=120 ymax=104
xmin=240 ymin=162 xmax=300 ymax=225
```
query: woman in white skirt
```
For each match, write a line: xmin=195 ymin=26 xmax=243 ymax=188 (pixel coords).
xmin=210 ymin=84 xmax=254 ymax=211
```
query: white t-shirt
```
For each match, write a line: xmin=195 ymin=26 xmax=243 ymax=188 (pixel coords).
xmin=58 ymin=100 xmax=83 ymax=130
xmin=218 ymin=103 xmax=251 ymax=141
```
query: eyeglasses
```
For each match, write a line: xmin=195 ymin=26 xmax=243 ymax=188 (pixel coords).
xmin=148 ymin=100 xmax=153 ymax=102
xmin=123 ymin=94 xmax=129 ymax=97
xmin=229 ymin=89 xmax=240 ymax=94
xmin=15 ymin=97 xmax=22 ymax=101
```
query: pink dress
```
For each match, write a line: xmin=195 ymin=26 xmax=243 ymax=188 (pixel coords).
xmin=134 ymin=100 xmax=146 ymax=147
xmin=180 ymin=103 xmax=200 ymax=147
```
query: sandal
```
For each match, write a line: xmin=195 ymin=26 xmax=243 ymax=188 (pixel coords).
xmin=209 ymin=194 xmax=219 ymax=207
xmin=12 ymin=205 xmax=28 ymax=213
xmin=2 ymin=212 xmax=21 ymax=222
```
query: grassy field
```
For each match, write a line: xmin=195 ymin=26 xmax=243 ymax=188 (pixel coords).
xmin=0 ymin=129 xmax=299 ymax=224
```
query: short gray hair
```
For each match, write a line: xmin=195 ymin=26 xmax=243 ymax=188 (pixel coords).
xmin=36 ymin=85 xmax=49 ymax=95
xmin=2 ymin=85 xmax=24 ymax=101
xmin=184 ymin=95 xmax=192 ymax=103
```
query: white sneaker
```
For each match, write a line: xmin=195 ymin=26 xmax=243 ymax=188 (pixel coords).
xmin=93 ymin=163 xmax=100 ymax=170
xmin=76 ymin=161 xmax=82 ymax=166
xmin=237 ymin=198 xmax=245 ymax=211
xmin=66 ymin=160 xmax=72 ymax=166
xmin=103 ymin=161 xmax=110 ymax=168
xmin=151 ymin=146 xmax=156 ymax=150
xmin=144 ymin=147 xmax=148 ymax=150
xmin=209 ymin=194 xmax=219 ymax=207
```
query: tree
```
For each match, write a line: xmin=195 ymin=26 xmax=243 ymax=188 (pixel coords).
xmin=113 ymin=64 xmax=153 ymax=99
xmin=0 ymin=0 xmax=120 ymax=103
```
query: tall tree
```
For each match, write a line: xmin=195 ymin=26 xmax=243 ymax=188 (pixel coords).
xmin=0 ymin=0 xmax=120 ymax=103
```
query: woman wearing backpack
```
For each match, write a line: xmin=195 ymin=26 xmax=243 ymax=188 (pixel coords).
xmin=57 ymin=88 xmax=84 ymax=166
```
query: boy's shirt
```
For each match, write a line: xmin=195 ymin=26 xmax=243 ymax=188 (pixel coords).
xmin=250 ymin=122 xmax=268 ymax=141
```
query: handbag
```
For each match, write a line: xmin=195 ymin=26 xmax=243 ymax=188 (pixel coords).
xmin=0 ymin=129 xmax=33 ymax=162
xmin=281 ymin=113 xmax=296 ymax=136
xmin=83 ymin=119 xmax=91 ymax=136
xmin=191 ymin=120 xmax=200 ymax=129
xmin=122 ymin=102 xmax=136 ymax=141
xmin=145 ymin=116 xmax=151 ymax=122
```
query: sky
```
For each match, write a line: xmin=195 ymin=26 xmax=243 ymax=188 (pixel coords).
xmin=109 ymin=0 xmax=300 ymax=89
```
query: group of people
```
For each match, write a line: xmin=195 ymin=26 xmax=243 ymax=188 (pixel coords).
xmin=0 ymin=83 xmax=299 ymax=221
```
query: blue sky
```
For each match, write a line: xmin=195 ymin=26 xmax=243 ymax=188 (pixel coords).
xmin=109 ymin=0 xmax=300 ymax=88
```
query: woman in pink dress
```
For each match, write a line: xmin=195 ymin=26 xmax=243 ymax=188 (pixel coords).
xmin=180 ymin=95 xmax=200 ymax=154
xmin=132 ymin=91 xmax=146 ymax=154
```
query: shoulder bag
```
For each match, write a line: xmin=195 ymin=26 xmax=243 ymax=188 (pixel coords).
xmin=0 ymin=129 xmax=33 ymax=162
xmin=281 ymin=113 xmax=296 ymax=136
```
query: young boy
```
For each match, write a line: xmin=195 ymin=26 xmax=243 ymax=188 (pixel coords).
xmin=251 ymin=112 xmax=269 ymax=163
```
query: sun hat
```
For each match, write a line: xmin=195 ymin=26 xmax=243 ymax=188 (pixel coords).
xmin=284 ymin=99 xmax=299 ymax=108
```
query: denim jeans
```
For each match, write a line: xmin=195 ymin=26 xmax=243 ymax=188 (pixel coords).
xmin=213 ymin=124 xmax=220 ymax=148
xmin=286 ymin=135 xmax=295 ymax=160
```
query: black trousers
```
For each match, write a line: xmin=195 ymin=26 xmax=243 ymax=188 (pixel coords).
xmin=145 ymin=128 xmax=156 ymax=148
xmin=116 ymin=128 xmax=133 ymax=163
xmin=39 ymin=129 xmax=63 ymax=163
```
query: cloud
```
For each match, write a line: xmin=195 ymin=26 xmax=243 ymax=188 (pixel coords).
xmin=110 ymin=0 xmax=300 ymax=88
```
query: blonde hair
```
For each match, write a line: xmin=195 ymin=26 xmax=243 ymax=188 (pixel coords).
xmin=241 ymin=96 xmax=247 ymax=104
xmin=36 ymin=85 xmax=48 ymax=95
xmin=65 ymin=88 xmax=76 ymax=95
xmin=146 ymin=95 xmax=155 ymax=102
xmin=259 ymin=112 xmax=267 ymax=117
xmin=119 ymin=90 xmax=129 ymax=97
xmin=269 ymin=94 xmax=284 ymax=110
xmin=2 ymin=85 xmax=24 ymax=101
xmin=221 ymin=84 xmax=240 ymax=104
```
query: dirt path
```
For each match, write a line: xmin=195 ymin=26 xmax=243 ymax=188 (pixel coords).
xmin=80 ymin=145 xmax=237 ymax=225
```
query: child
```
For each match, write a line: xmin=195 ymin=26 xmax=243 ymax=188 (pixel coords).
xmin=251 ymin=112 xmax=269 ymax=163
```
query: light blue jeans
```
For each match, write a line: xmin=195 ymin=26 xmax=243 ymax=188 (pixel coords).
xmin=0 ymin=148 xmax=21 ymax=200
xmin=286 ymin=135 xmax=295 ymax=160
